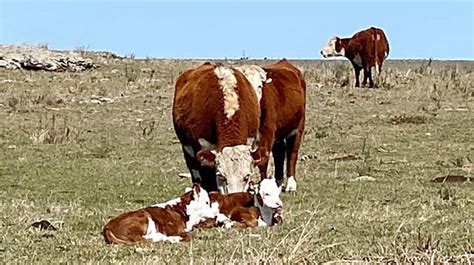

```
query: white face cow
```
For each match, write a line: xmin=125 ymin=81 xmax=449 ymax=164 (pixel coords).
xmin=235 ymin=65 xmax=272 ymax=102
xmin=320 ymin=36 xmax=345 ymax=58
xmin=197 ymin=138 xmax=257 ymax=194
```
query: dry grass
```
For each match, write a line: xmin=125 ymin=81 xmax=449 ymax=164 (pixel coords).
xmin=0 ymin=56 xmax=473 ymax=263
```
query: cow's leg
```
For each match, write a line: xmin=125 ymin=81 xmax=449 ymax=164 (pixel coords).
xmin=354 ymin=67 xmax=361 ymax=87
xmin=254 ymin=111 xmax=277 ymax=180
xmin=374 ymin=63 xmax=382 ymax=88
xmin=367 ymin=67 xmax=375 ymax=88
xmin=362 ymin=68 xmax=369 ymax=87
xmin=272 ymin=140 xmax=286 ymax=187
xmin=285 ymin=123 xmax=304 ymax=193
xmin=182 ymin=144 xmax=218 ymax=192
xmin=182 ymin=144 xmax=202 ymax=184
xmin=199 ymin=166 xmax=218 ymax=192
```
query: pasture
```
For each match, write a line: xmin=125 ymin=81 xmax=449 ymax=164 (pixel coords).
xmin=0 ymin=56 xmax=472 ymax=263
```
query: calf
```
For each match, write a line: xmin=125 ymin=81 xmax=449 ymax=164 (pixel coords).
xmin=195 ymin=178 xmax=283 ymax=229
xmin=237 ymin=59 xmax=306 ymax=192
xmin=102 ymin=184 xmax=214 ymax=245
xmin=173 ymin=62 xmax=261 ymax=193
xmin=321 ymin=26 xmax=390 ymax=88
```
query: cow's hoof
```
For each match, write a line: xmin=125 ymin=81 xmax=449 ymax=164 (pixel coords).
xmin=285 ymin=176 xmax=297 ymax=193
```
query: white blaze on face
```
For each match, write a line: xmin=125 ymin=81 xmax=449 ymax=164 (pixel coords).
xmin=256 ymin=178 xmax=283 ymax=226
xmin=235 ymin=65 xmax=268 ymax=102
xmin=259 ymin=178 xmax=283 ymax=209
xmin=320 ymin=37 xmax=345 ymax=58
xmin=214 ymin=66 xmax=239 ymax=119
xmin=185 ymin=187 xmax=214 ymax=231
xmin=215 ymin=144 xmax=255 ymax=194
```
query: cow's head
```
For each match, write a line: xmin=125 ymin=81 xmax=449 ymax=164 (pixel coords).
xmin=182 ymin=183 xmax=215 ymax=231
xmin=197 ymin=138 xmax=257 ymax=194
xmin=235 ymin=65 xmax=272 ymax=102
xmin=256 ymin=177 xmax=283 ymax=210
xmin=320 ymin=36 xmax=345 ymax=58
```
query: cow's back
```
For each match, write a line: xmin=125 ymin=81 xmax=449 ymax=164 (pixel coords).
xmin=173 ymin=63 xmax=260 ymax=148
xmin=262 ymin=60 xmax=306 ymax=139
xmin=173 ymin=63 xmax=220 ymax=143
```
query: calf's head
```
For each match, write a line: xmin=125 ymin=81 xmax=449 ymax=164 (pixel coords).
xmin=181 ymin=183 xmax=215 ymax=231
xmin=320 ymin=37 xmax=345 ymax=58
xmin=197 ymin=138 xmax=256 ymax=194
xmin=256 ymin=177 xmax=283 ymax=209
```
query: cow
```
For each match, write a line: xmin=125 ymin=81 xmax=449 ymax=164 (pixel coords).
xmin=236 ymin=59 xmax=306 ymax=192
xmin=320 ymin=27 xmax=390 ymax=88
xmin=102 ymin=184 xmax=214 ymax=245
xmin=173 ymin=62 xmax=261 ymax=194
xmin=194 ymin=177 xmax=283 ymax=229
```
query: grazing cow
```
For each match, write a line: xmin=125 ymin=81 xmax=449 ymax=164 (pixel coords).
xmin=320 ymin=27 xmax=390 ymax=88
xmin=236 ymin=59 xmax=306 ymax=192
xmin=195 ymin=177 xmax=283 ymax=229
xmin=102 ymin=184 xmax=214 ymax=245
xmin=173 ymin=62 xmax=261 ymax=193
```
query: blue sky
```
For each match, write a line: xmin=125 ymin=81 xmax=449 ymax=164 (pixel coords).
xmin=0 ymin=1 xmax=473 ymax=59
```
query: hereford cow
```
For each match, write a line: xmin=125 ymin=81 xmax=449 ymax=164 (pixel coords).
xmin=194 ymin=177 xmax=283 ymax=229
xmin=320 ymin=27 xmax=390 ymax=88
xmin=173 ymin=62 xmax=261 ymax=194
xmin=102 ymin=184 xmax=214 ymax=245
xmin=236 ymin=59 xmax=306 ymax=192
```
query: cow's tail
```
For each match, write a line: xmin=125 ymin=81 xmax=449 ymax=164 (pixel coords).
xmin=102 ymin=227 xmax=135 ymax=245
xmin=372 ymin=28 xmax=389 ymax=75
xmin=379 ymin=29 xmax=390 ymax=58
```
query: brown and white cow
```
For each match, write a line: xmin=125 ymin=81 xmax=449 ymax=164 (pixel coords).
xmin=320 ymin=27 xmax=390 ymax=88
xmin=173 ymin=62 xmax=261 ymax=194
xmin=236 ymin=59 xmax=306 ymax=192
xmin=194 ymin=177 xmax=283 ymax=229
xmin=102 ymin=184 xmax=214 ymax=245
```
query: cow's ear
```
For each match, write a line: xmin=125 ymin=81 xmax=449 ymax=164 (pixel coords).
xmin=198 ymin=138 xmax=216 ymax=150
xmin=265 ymin=71 xmax=273 ymax=84
xmin=197 ymin=150 xmax=216 ymax=167
xmin=251 ymin=148 xmax=267 ymax=166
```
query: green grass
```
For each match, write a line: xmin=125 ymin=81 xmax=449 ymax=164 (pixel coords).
xmin=0 ymin=57 xmax=473 ymax=263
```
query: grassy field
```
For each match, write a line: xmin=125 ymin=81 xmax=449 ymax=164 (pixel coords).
xmin=0 ymin=55 xmax=473 ymax=263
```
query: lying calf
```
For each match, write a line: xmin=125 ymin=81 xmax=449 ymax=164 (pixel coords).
xmin=195 ymin=178 xmax=283 ymax=229
xmin=102 ymin=184 xmax=214 ymax=245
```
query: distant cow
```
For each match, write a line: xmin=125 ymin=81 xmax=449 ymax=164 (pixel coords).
xmin=173 ymin=62 xmax=261 ymax=193
xmin=321 ymin=27 xmax=390 ymax=88
xmin=102 ymin=184 xmax=214 ymax=245
xmin=237 ymin=59 xmax=306 ymax=192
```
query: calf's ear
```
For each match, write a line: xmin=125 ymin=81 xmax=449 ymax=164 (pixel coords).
xmin=197 ymin=150 xmax=216 ymax=167
xmin=192 ymin=183 xmax=201 ymax=195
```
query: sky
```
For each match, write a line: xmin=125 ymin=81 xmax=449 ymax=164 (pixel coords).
xmin=0 ymin=0 xmax=473 ymax=60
